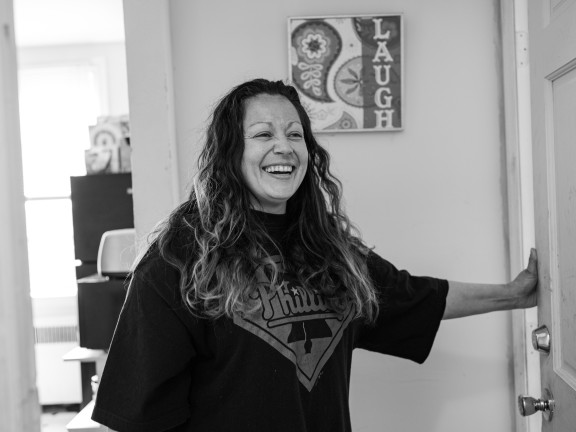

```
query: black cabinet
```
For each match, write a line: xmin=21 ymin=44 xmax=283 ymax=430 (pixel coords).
xmin=70 ymin=173 xmax=134 ymax=263
xmin=77 ymin=275 xmax=127 ymax=350
xmin=70 ymin=174 xmax=134 ymax=407
xmin=70 ymin=173 xmax=134 ymax=350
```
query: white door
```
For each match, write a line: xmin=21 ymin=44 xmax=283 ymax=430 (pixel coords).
xmin=527 ymin=0 xmax=576 ymax=429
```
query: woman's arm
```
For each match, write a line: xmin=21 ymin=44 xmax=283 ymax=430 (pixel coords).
xmin=443 ymin=249 xmax=538 ymax=319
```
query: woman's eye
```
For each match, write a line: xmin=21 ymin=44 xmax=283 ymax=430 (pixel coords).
xmin=288 ymin=132 xmax=303 ymax=139
xmin=254 ymin=132 xmax=273 ymax=139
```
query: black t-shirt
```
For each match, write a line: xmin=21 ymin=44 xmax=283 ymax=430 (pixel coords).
xmin=92 ymin=212 xmax=448 ymax=432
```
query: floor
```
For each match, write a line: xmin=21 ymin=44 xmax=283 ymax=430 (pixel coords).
xmin=41 ymin=407 xmax=78 ymax=432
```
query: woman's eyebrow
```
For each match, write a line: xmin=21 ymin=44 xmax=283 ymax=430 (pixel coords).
xmin=246 ymin=120 xmax=302 ymax=128
xmin=246 ymin=121 xmax=273 ymax=128
xmin=287 ymin=121 xmax=303 ymax=128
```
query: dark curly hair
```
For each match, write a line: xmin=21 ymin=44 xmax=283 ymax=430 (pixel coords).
xmin=144 ymin=78 xmax=378 ymax=322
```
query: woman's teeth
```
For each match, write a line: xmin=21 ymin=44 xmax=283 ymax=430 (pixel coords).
xmin=264 ymin=165 xmax=293 ymax=174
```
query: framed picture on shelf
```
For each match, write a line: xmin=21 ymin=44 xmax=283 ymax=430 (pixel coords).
xmin=288 ymin=14 xmax=403 ymax=132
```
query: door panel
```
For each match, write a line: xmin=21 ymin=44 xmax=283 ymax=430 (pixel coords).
xmin=549 ymin=68 xmax=576 ymax=388
xmin=548 ymin=0 xmax=576 ymax=22
xmin=529 ymin=0 xmax=576 ymax=430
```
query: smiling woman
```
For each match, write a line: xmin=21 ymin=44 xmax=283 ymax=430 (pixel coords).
xmin=92 ymin=79 xmax=384 ymax=432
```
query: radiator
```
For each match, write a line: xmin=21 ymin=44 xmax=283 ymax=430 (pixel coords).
xmin=34 ymin=325 xmax=83 ymax=405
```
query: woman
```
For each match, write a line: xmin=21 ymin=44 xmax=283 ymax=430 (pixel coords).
xmin=92 ymin=79 xmax=537 ymax=432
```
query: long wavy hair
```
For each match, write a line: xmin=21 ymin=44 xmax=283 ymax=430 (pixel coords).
xmin=143 ymin=79 xmax=379 ymax=322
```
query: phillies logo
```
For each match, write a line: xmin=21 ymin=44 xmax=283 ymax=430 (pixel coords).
xmin=233 ymin=255 xmax=355 ymax=391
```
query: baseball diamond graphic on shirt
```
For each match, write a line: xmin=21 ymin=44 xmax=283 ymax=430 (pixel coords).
xmin=233 ymin=255 xmax=356 ymax=392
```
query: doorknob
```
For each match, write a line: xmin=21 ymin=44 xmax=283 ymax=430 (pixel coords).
xmin=532 ymin=325 xmax=551 ymax=354
xmin=518 ymin=389 xmax=554 ymax=421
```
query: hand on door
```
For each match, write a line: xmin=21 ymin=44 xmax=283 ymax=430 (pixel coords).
xmin=444 ymin=248 xmax=538 ymax=319
xmin=507 ymin=248 xmax=538 ymax=309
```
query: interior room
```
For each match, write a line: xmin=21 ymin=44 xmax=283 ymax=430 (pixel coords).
xmin=5 ymin=0 xmax=129 ymax=430
xmin=2 ymin=0 xmax=574 ymax=431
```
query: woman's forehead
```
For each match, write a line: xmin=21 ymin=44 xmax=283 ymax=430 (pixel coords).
xmin=243 ymin=94 xmax=300 ymax=127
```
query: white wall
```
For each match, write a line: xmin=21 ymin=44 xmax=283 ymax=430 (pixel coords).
xmin=125 ymin=0 xmax=515 ymax=430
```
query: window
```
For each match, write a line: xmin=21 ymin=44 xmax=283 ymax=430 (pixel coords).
xmin=19 ymin=63 xmax=104 ymax=298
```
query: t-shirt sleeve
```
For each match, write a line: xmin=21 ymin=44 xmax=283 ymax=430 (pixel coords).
xmin=355 ymin=251 xmax=449 ymax=364
xmin=91 ymin=255 xmax=197 ymax=432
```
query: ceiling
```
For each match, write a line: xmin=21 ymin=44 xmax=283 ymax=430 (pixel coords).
xmin=13 ymin=0 xmax=125 ymax=47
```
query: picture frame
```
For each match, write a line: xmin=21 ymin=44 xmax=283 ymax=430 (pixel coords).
xmin=288 ymin=14 xmax=403 ymax=133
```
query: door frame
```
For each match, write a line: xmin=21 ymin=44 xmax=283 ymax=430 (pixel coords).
xmin=123 ymin=0 xmax=181 ymax=239
xmin=500 ymin=0 xmax=541 ymax=431
xmin=0 ymin=0 xmax=41 ymax=429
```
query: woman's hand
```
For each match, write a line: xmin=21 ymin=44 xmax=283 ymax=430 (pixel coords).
xmin=507 ymin=248 xmax=538 ymax=309
xmin=444 ymin=249 xmax=539 ymax=319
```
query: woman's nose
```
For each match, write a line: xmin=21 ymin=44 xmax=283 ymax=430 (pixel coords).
xmin=273 ymin=136 xmax=294 ymax=154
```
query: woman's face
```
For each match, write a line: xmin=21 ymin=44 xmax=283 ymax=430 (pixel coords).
xmin=241 ymin=94 xmax=309 ymax=214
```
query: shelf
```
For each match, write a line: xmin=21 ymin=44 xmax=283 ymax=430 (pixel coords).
xmin=63 ymin=347 xmax=107 ymax=363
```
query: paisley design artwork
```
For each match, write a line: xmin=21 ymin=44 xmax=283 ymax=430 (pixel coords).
xmin=291 ymin=20 xmax=342 ymax=103
xmin=288 ymin=15 xmax=403 ymax=132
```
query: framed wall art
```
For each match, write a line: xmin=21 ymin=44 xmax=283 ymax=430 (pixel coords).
xmin=288 ymin=14 xmax=403 ymax=132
